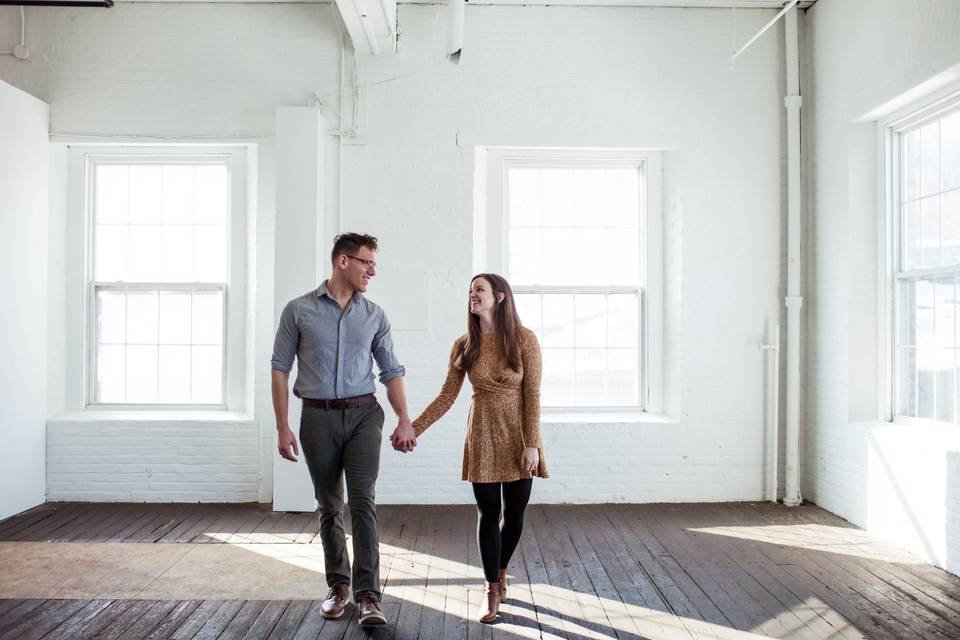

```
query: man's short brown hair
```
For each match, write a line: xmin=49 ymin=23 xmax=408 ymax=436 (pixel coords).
xmin=331 ymin=233 xmax=378 ymax=265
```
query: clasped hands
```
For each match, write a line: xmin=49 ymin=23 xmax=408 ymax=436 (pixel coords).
xmin=390 ymin=419 xmax=417 ymax=453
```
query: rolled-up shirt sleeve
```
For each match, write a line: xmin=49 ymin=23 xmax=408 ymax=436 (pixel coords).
xmin=271 ymin=300 xmax=300 ymax=372
xmin=372 ymin=310 xmax=405 ymax=384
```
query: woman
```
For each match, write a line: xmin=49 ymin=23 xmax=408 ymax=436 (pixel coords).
xmin=405 ymin=273 xmax=548 ymax=623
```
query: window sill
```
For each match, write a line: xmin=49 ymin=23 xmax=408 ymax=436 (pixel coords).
xmin=48 ymin=410 xmax=254 ymax=425
xmin=540 ymin=409 xmax=676 ymax=426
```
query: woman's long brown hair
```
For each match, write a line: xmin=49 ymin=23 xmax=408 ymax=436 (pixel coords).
xmin=456 ymin=273 xmax=523 ymax=372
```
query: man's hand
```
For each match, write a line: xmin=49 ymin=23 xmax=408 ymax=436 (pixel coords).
xmin=277 ymin=424 xmax=300 ymax=462
xmin=390 ymin=418 xmax=417 ymax=453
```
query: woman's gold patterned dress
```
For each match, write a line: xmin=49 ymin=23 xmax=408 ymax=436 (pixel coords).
xmin=412 ymin=328 xmax=548 ymax=483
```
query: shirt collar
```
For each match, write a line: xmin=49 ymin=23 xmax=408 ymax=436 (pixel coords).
xmin=316 ymin=280 xmax=363 ymax=305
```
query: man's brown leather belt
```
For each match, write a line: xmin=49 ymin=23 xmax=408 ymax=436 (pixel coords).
xmin=302 ymin=394 xmax=378 ymax=410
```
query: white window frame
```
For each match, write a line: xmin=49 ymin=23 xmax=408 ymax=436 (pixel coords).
xmin=69 ymin=146 xmax=248 ymax=411
xmin=483 ymin=147 xmax=664 ymax=413
xmin=881 ymin=88 xmax=960 ymax=424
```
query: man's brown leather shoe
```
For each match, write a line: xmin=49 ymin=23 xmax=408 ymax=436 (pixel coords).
xmin=357 ymin=594 xmax=386 ymax=626
xmin=320 ymin=583 xmax=350 ymax=619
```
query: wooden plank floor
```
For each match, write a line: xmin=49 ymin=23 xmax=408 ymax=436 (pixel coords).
xmin=1 ymin=502 xmax=959 ymax=639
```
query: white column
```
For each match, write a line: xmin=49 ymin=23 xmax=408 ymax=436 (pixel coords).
xmin=272 ymin=107 xmax=327 ymax=512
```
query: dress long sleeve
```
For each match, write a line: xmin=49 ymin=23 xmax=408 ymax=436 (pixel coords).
xmin=412 ymin=338 xmax=466 ymax=436
xmin=520 ymin=330 xmax=542 ymax=449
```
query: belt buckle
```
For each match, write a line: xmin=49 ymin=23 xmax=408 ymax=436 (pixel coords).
xmin=346 ymin=397 xmax=359 ymax=409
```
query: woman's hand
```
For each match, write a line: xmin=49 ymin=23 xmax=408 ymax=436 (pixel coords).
xmin=521 ymin=447 xmax=539 ymax=474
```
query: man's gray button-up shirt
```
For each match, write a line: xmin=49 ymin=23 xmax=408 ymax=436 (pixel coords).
xmin=270 ymin=281 xmax=405 ymax=400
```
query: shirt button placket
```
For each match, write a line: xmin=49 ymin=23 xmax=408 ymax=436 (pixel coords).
xmin=337 ymin=312 xmax=345 ymax=399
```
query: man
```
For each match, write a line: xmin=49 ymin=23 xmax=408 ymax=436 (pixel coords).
xmin=271 ymin=232 xmax=418 ymax=627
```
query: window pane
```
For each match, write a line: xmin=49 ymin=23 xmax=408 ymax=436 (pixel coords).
xmin=508 ymin=168 xmax=540 ymax=227
xmin=573 ymin=228 xmax=606 ymax=285
xmin=540 ymin=228 xmax=574 ymax=285
xmin=606 ymin=169 xmax=640 ymax=228
xmin=575 ymin=348 xmax=606 ymax=406
xmin=921 ymin=196 xmax=940 ymax=268
xmin=608 ymin=294 xmax=639 ymax=348
xmin=509 ymin=228 xmax=541 ymax=285
xmin=898 ymin=280 xmax=917 ymax=347
xmin=935 ymin=277 xmax=957 ymax=421
xmin=95 ymin=225 xmax=127 ymax=282
xmin=897 ymin=346 xmax=917 ymax=416
xmin=192 ymin=292 xmax=223 ymax=345
xmin=514 ymin=294 xmax=542 ymax=342
xmin=126 ymin=292 xmax=158 ymax=345
xmin=541 ymin=348 xmax=574 ymax=406
xmin=158 ymin=345 xmax=191 ymax=403
xmin=161 ymin=225 xmax=194 ymax=282
xmin=192 ymin=345 xmax=222 ymax=403
xmin=943 ymin=190 xmax=960 ymax=266
xmin=541 ymin=169 xmax=573 ymax=227
xmin=95 ymin=165 xmax=128 ymax=224
xmin=161 ymin=165 xmax=195 ymax=224
xmin=97 ymin=345 xmax=125 ymax=403
xmin=904 ymin=129 xmax=921 ymax=202
xmin=903 ymin=200 xmax=921 ymax=271
xmin=195 ymin=225 xmax=226 ymax=282
xmin=574 ymin=169 xmax=605 ymax=227
xmin=916 ymin=278 xmax=936 ymax=419
xmin=575 ymin=294 xmax=606 ymax=348
xmin=97 ymin=291 xmax=125 ymax=344
xmin=126 ymin=344 xmax=158 ymax=403
xmin=159 ymin=292 xmax=191 ymax=344
xmin=921 ymin=121 xmax=940 ymax=198
xmin=608 ymin=228 xmax=640 ymax=286
xmin=607 ymin=348 xmax=639 ymax=406
xmin=129 ymin=165 xmax=162 ymax=224
xmin=542 ymin=294 xmax=574 ymax=348
xmin=195 ymin=165 xmax=228 ymax=225
xmin=942 ymin=111 xmax=960 ymax=192
xmin=937 ymin=348 xmax=956 ymax=423
xmin=128 ymin=225 xmax=162 ymax=281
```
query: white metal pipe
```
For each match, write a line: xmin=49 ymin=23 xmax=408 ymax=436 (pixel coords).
xmin=731 ymin=0 xmax=799 ymax=63
xmin=761 ymin=322 xmax=781 ymax=503
xmin=447 ymin=0 xmax=465 ymax=64
xmin=783 ymin=3 xmax=803 ymax=507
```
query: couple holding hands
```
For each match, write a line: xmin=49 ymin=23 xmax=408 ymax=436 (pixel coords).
xmin=271 ymin=233 xmax=548 ymax=627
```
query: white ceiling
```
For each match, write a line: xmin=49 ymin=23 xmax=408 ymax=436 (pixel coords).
xmin=119 ymin=0 xmax=815 ymax=7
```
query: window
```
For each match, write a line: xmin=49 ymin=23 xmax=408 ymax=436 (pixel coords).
xmin=893 ymin=102 xmax=960 ymax=422
xmin=486 ymin=149 xmax=661 ymax=410
xmin=83 ymin=149 xmax=246 ymax=407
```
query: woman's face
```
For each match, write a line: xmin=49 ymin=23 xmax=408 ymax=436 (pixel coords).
xmin=469 ymin=277 xmax=500 ymax=316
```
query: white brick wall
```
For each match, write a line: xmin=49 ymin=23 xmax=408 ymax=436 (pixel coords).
xmin=803 ymin=0 xmax=960 ymax=576
xmin=47 ymin=413 xmax=259 ymax=502
xmin=1 ymin=4 xmax=786 ymax=505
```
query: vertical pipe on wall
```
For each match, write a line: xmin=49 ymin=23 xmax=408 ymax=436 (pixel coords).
xmin=762 ymin=321 xmax=781 ymax=502
xmin=783 ymin=3 xmax=803 ymax=507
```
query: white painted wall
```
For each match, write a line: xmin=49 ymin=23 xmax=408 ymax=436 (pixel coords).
xmin=0 ymin=79 xmax=49 ymax=520
xmin=803 ymin=0 xmax=960 ymax=576
xmin=0 ymin=3 xmax=786 ymax=505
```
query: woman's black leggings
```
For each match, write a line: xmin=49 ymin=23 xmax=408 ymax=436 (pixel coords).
xmin=471 ymin=479 xmax=533 ymax=583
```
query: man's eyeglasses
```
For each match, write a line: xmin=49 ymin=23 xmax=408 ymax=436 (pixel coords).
xmin=346 ymin=255 xmax=377 ymax=270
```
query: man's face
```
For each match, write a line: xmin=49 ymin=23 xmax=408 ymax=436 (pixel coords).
xmin=340 ymin=245 xmax=377 ymax=293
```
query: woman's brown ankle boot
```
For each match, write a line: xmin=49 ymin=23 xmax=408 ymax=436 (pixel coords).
xmin=498 ymin=569 xmax=508 ymax=600
xmin=478 ymin=582 xmax=500 ymax=623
